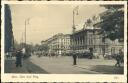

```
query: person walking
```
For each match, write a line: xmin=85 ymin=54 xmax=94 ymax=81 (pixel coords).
xmin=115 ymin=54 xmax=121 ymax=67
xmin=72 ymin=50 xmax=77 ymax=65
xmin=15 ymin=50 xmax=23 ymax=67
xmin=115 ymin=49 xmax=124 ymax=67
xmin=115 ymin=49 xmax=123 ymax=67
xmin=119 ymin=49 xmax=124 ymax=63
xmin=89 ymin=48 xmax=93 ymax=59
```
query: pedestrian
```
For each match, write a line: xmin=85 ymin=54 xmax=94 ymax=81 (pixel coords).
xmin=119 ymin=49 xmax=124 ymax=63
xmin=115 ymin=49 xmax=123 ymax=67
xmin=15 ymin=50 xmax=23 ymax=67
xmin=89 ymin=48 xmax=93 ymax=59
xmin=72 ymin=50 xmax=77 ymax=65
xmin=115 ymin=54 xmax=121 ymax=67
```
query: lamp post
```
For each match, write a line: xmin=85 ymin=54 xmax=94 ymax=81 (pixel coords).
xmin=72 ymin=6 xmax=79 ymax=51
xmin=24 ymin=18 xmax=30 ymax=53
xmin=72 ymin=6 xmax=79 ymax=34
xmin=25 ymin=18 xmax=29 ymax=45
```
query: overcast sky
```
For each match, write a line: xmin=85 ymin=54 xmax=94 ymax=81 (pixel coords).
xmin=9 ymin=4 xmax=106 ymax=45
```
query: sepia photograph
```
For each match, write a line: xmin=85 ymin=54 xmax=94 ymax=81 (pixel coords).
xmin=1 ymin=1 xmax=127 ymax=82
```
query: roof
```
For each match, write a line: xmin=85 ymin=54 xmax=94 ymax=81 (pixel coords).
xmin=72 ymin=27 xmax=101 ymax=35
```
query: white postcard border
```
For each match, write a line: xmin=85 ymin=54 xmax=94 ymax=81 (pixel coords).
xmin=1 ymin=1 xmax=127 ymax=82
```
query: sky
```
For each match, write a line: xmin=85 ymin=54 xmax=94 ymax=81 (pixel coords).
xmin=9 ymin=4 xmax=106 ymax=45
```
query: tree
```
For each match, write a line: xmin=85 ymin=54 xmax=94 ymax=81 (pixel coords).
xmin=40 ymin=44 xmax=49 ymax=52
xmin=99 ymin=5 xmax=124 ymax=41
xmin=5 ymin=4 xmax=14 ymax=53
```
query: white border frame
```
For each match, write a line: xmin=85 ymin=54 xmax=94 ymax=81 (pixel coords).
xmin=1 ymin=1 xmax=127 ymax=82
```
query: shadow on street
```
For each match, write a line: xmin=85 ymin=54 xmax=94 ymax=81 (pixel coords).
xmin=89 ymin=65 xmax=123 ymax=74
xmin=4 ymin=59 xmax=49 ymax=74
xmin=75 ymin=65 xmax=123 ymax=74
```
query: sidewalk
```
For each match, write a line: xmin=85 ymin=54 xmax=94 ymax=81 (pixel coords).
xmin=76 ymin=58 xmax=124 ymax=74
xmin=4 ymin=57 xmax=48 ymax=74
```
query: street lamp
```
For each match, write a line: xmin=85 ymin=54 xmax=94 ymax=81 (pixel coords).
xmin=72 ymin=6 xmax=79 ymax=51
xmin=25 ymin=18 xmax=30 ymax=45
xmin=24 ymin=18 xmax=31 ymax=53
xmin=72 ymin=6 xmax=79 ymax=34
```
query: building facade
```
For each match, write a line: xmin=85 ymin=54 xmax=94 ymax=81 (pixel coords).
xmin=71 ymin=28 xmax=123 ymax=57
xmin=71 ymin=28 xmax=104 ymax=55
xmin=71 ymin=17 xmax=123 ymax=57
xmin=93 ymin=15 xmax=124 ymax=56
xmin=45 ymin=33 xmax=71 ymax=56
xmin=104 ymin=38 xmax=123 ymax=55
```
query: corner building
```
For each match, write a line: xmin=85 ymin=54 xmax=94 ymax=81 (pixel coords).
xmin=45 ymin=33 xmax=71 ymax=56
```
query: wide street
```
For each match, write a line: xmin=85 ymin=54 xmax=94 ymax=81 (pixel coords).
xmin=5 ymin=55 xmax=123 ymax=74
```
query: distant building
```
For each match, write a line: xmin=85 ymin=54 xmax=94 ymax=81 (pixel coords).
xmin=44 ymin=33 xmax=71 ymax=56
